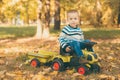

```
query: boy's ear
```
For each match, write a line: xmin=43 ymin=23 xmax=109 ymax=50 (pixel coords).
xmin=66 ymin=20 xmax=69 ymax=25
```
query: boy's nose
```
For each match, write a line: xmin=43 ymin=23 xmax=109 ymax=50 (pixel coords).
xmin=72 ymin=20 xmax=75 ymax=21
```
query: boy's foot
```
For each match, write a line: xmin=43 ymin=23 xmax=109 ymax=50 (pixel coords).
xmin=70 ymin=57 xmax=81 ymax=66
xmin=84 ymin=42 xmax=97 ymax=47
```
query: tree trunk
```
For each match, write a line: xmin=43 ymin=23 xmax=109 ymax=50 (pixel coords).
xmin=35 ymin=0 xmax=43 ymax=39
xmin=117 ymin=2 xmax=120 ymax=28
xmin=96 ymin=0 xmax=102 ymax=26
xmin=42 ymin=0 xmax=50 ymax=39
xmin=54 ymin=0 xmax=61 ymax=30
xmin=117 ymin=13 xmax=120 ymax=27
xmin=102 ymin=7 xmax=114 ymax=27
xmin=26 ymin=1 xmax=29 ymax=25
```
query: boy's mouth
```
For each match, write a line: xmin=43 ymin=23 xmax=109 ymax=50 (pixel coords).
xmin=71 ymin=23 xmax=77 ymax=26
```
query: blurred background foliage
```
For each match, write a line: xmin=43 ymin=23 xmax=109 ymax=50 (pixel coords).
xmin=0 ymin=0 xmax=120 ymax=30
xmin=0 ymin=0 xmax=120 ymax=27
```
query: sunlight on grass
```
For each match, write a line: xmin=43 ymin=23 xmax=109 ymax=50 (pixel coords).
xmin=82 ymin=27 xmax=95 ymax=31
xmin=0 ymin=26 xmax=120 ymax=40
xmin=0 ymin=34 xmax=15 ymax=39
xmin=0 ymin=26 xmax=36 ymax=39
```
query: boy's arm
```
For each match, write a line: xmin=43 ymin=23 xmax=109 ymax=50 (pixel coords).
xmin=58 ymin=32 xmax=69 ymax=50
xmin=79 ymin=28 xmax=85 ymax=41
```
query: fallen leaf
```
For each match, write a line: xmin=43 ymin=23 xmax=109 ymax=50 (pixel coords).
xmin=0 ymin=59 xmax=5 ymax=65
xmin=0 ymin=70 xmax=6 ymax=78
xmin=66 ymin=69 xmax=74 ymax=74
xmin=32 ymin=74 xmax=48 ymax=80
xmin=43 ymin=67 xmax=51 ymax=73
xmin=0 ymin=53 xmax=6 ymax=58
xmin=14 ymin=71 xmax=23 ymax=75
xmin=6 ymin=72 xmax=16 ymax=77
xmin=49 ymin=71 xmax=58 ymax=76
xmin=72 ymin=73 xmax=81 ymax=77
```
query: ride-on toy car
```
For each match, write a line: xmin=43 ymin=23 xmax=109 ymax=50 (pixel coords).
xmin=27 ymin=41 xmax=100 ymax=75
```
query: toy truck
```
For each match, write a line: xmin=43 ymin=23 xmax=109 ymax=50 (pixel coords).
xmin=27 ymin=42 xmax=100 ymax=75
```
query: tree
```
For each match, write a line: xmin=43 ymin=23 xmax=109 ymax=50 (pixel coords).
xmin=0 ymin=0 xmax=15 ymax=24
xmin=101 ymin=0 xmax=119 ymax=27
xmin=35 ymin=0 xmax=51 ymax=39
xmin=95 ymin=0 xmax=102 ymax=26
xmin=35 ymin=0 xmax=43 ymax=39
xmin=42 ymin=0 xmax=51 ymax=39
xmin=54 ymin=0 xmax=60 ymax=30
xmin=118 ymin=12 xmax=120 ymax=27
xmin=19 ymin=0 xmax=37 ymax=25
xmin=116 ymin=0 xmax=120 ymax=27
xmin=24 ymin=0 xmax=29 ymax=24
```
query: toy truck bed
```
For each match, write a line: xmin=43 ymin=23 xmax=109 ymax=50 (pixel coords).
xmin=27 ymin=50 xmax=58 ymax=63
xmin=28 ymin=50 xmax=58 ymax=58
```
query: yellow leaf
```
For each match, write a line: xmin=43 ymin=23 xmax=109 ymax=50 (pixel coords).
xmin=49 ymin=71 xmax=58 ymax=76
xmin=66 ymin=69 xmax=74 ymax=74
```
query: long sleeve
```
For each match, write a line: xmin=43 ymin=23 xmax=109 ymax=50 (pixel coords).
xmin=59 ymin=32 xmax=69 ymax=48
xmin=58 ymin=25 xmax=84 ymax=48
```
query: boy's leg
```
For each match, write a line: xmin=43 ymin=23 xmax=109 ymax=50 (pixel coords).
xmin=81 ymin=40 xmax=94 ymax=52
xmin=69 ymin=40 xmax=89 ymax=64
xmin=68 ymin=40 xmax=84 ymax=57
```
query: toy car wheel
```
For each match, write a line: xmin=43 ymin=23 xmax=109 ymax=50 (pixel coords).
xmin=51 ymin=58 xmax=65 ymax=71
xmin=90 ymin=64 xmax=100 ymax=73
xmin=76 ymin=65 xmax=89 ymax=75
xmin=30 ymin=58 xmax=40 ymax=68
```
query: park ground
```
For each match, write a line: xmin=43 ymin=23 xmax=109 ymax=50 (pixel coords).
xmin=0 ymin=26 xmax=120 ymax=80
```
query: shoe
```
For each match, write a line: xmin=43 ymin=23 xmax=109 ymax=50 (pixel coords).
xmin=70 ymin=57 xmax=79 ymax=66
xmin=79 ymin=57 xmax=89 ymax=64
xmin=85 ymin=42 xmax=97 ymax=47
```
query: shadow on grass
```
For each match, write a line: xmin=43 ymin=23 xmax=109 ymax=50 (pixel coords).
xmin=84 ymin=29 xmax=120 ymax=39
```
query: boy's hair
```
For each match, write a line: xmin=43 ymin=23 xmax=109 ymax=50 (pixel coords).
xmin=67 ymin=10 xmax=79 ymax=18
xmin=67 ymin=10 xmax=79 ymax=14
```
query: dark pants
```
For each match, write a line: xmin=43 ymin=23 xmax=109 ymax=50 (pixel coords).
xmin=68 ymin=40 xmax=93 ymax=57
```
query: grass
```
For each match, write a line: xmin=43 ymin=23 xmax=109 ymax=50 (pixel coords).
xmin=0 ymin=26 xmax=120 ymax=40
xmin=0 ymin=26 xmax=36 ymax=39
xmin=82 ymin=28 xmax=120 ymax=39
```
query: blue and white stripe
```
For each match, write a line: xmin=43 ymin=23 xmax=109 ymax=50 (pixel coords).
xmin=59 ymin=25 xmax=84 ymax=48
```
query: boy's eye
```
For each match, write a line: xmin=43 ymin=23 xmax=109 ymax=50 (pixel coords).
xmin=70 ymin=18 xmax=72 ymax=20
xmin=74 ymin=18 xmax=77 ymax=20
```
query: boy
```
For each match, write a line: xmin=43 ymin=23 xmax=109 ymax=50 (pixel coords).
xmin=59 ymin=10 xmax=94 ymax=63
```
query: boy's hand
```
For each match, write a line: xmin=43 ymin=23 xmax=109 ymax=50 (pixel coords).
xmin=65 ymin=46 xmax=71 ymax=52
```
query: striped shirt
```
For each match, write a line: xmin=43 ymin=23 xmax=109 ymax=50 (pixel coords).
xmin=59 ymin=25 xmax=84 ymax=48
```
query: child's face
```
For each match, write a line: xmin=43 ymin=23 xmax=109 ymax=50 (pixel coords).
xmin=67 ymin=12 xmax=79 ymax=28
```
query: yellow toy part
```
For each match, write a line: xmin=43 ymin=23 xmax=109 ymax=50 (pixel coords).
xmin=28 ymin=50 xmax=58 ymax=63
xmin=52 ymin=55 xmax=72 ymax=63
xmin=82 ymin=50 xmax=99 ymax=64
